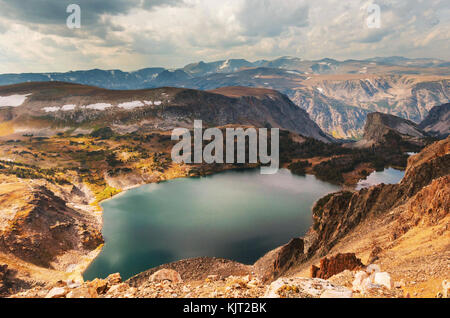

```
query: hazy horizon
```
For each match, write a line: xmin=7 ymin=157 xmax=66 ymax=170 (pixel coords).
xmin=1 ymin=54 xmax=449 ymax=75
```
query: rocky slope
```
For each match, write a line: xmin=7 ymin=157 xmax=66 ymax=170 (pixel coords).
xmin=183 ymin=73 xmax=450 ymax=139
xmin=277 ymin=137 xmax=449 ymax=298
xmin=290 ymin=76 xmax=449 ymax=138
xmin=0 ymin=171 xmax=103 ymax=255
xmin=308 ymin=137 xmax=449 ymax=257
xmin=0 ymin=184 xmax=102 ymax=269
xmin=0 ymin=82 xmax=332 ymax=143
xmin=419 ymin=103 xmax=450 ymax=138
xmin=1 ymin=135 xmax=448 ymax=298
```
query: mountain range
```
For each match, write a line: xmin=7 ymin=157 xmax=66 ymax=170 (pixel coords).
xmin=0 ymin=77 xmax=448 ymax=299
xmin=0 ymin=82 xmax=332 ymax=143
xmin=0 ymin=56 xmax=449 ymax=139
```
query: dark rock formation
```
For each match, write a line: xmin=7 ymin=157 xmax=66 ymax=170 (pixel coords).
xmin=310 ymin=253 xmax=364 ymax=279
xmin=253 ymin=238 xmax=306 ymax=282
xmin=360 ymin=112 xmax=429 ymax=149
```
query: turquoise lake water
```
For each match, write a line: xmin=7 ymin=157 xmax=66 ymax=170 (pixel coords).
xmin=356 ymin=168 xmax=405 ymax=190
xmin=84 ymin=167 xmax=405 ymax=280
xmin=83 ymin=169 xmax=339 ymax=280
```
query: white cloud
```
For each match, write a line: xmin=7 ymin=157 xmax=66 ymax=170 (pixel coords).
xmin=0 ymin=0 xmax=448 ymax=73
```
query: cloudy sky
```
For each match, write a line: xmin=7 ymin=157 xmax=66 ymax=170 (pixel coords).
xmin=0 ymin=0 xmax=449 ymax=73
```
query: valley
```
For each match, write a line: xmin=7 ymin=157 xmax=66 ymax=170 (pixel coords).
xmin=1 ymin=0 xmax=449 ymax=303
xmin=0 ymin=79 xmax=448 ymax=299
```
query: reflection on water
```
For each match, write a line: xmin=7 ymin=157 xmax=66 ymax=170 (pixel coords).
xmin=356 ymin=168 xmax=405 ymax=190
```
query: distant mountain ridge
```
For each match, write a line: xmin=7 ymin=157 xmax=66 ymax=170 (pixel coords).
xmin=1 ymin=56 xmax=448 ymax=89
xmin=0 ymin=82 xmax=333 ymax=143
xmin=1 ymin=56 xmax=449 ymax=139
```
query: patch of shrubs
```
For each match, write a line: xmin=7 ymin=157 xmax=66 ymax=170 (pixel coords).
xmin=91 ymin=127 xmax=114 ymax=139
xmin=288 ymin=160 xmax=312 ymax=176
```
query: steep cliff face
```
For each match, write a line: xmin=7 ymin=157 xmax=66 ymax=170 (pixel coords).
xmin=419 ymin=103 xmax=450 ymax=138
xmin=308 ymin=137 xmax=450 ymax=257
xmin=0 ymin=82 xmax=332 ymax=142
xmin=350 ymin=112 xmax=430 ymax=149
xmin=253 ymin=238 xmax=306 ymax=282
xmin=290 ymin=76 xmax=449 ymax=138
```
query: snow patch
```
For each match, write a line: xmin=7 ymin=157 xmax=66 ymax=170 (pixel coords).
xmin=317 ymin=87 xmax=324 ymax=93
xmin=154 ymin=101 xmax=162 ymax=106
xmin=144 ymin=100 xmax=153 ymax=106
xmin=43 ymin=106 xmax=60 ymax=112
xmin=0 ymin=94 xmax=31 ymax=107
xmin=61 ymin=104 xmax=76 ymax=111
xmin=118 ymin=101 xmax=145 ymax=110
xmin=219 ymin=59 xmax=230 ymax=70
xmin=83 ymin=103 xmax=112 ymax=110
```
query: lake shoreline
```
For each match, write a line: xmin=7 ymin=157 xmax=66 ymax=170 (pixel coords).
xmin=84 ymin=168 xmax=347 ymax=281
xmin=81 ymin=163 xmax=406 ymax=281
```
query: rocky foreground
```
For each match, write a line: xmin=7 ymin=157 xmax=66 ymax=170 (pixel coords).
xmin=7 ymin=258 xmax=449 ymax=299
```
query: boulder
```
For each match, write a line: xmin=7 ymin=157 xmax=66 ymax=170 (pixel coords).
xmin=264 ymin=277 xmax=352 ymax=298
xmin=66 ymin=287 xmax=92 ymax=298
xmin=352 ymin=271 xmax=369 ymax=292
xmin=366 ymin=264 xmax=381 ymax=274
xmin=45 ymin=287 xmax=68 ymax=298
xmin=374 ymin=272 xmax=393 ymax=289
xmin=105 ymin=283 xmax=132 ymax=297
xmin=67 ymin=281 xmax=81 ymax=289
xmin=320 ymin=289 xmax=353 ymax=298
xmin=150 ymin=269 xmax=183 ymax=283
xmin=106 ymin=273 xmax=122 ymax=286
xmin=361 ymin=277 xmax=381 ymax=293
xmin=87 ymin=278 xmax=109 ymax=295
xmin=311 ymin=253 xmax=364 ymax=279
